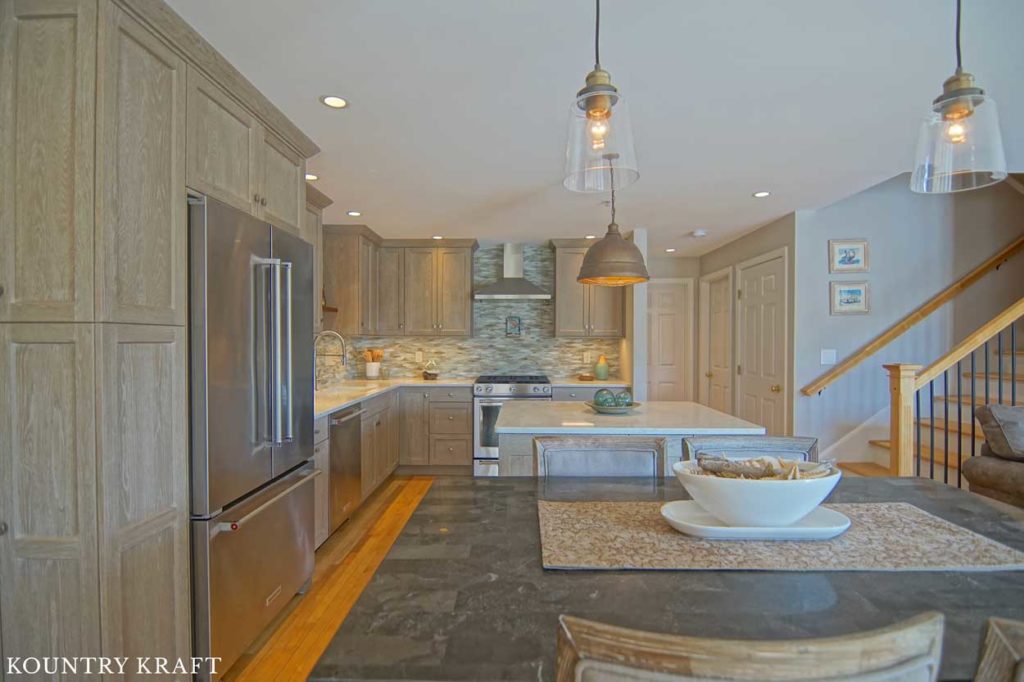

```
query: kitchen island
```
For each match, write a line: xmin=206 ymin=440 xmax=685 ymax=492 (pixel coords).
xmin=494 ymin=401 xmax=765 ymax=476
xmin=309 ymin=476 xmax=1024 ymax=681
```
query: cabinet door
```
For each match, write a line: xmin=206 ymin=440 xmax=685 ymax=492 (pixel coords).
xmin=0 ymin=0 xmax=96 ymax=322
xmin=374 ymin=409 xmax=390 ymax=485
xmin=588 ymin=283 xmax=624 ymax=337
xmin=403 ymin=247 xmax=436 ymax=335
xmin=399 ymin=390 xmax=430 ymax=465
xmin=358 ymin=237 xmax=377 ymax=334
xmin=377 ymin=247 xmax=405 ymax=335
xmin=185 ymin=67 xmax=258 ymax=216
xmin=435 ymin=248 xmax=472 ymax=336
xmin=259 ymin=128 xmax=304 ymax=234
xmin=360 ymin=414 xmax=376 ymax=500
xmin=0 ymin=323 xmax=100 ymax=663
xmin=387 ymin=405 xmax=400 ymax=473
xmin=305 ymin=206 xmax=322 ymax=332
xmin=555 ymin=248 xmax=588 ymax=337
xmin=95 ymin=324 xmax=190 ymax=669
xmin=95 ymin=4 xmax=186 ymax=325
xmin=313 ymin=440 xmax=329 ymax=547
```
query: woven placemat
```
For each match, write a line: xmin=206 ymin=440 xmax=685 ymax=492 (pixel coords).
xmin=537 ymin=501 xmax=1024 ymax=572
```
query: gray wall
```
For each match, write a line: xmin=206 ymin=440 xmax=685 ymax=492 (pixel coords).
xmin=793 ymin=174 xmax=1024 ymax=452
xmin=650 ymin=256 xmax=700 ymax=279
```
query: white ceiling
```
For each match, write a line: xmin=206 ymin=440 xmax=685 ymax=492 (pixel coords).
xmin=167 ymin=0 xmax=1023 ymax=256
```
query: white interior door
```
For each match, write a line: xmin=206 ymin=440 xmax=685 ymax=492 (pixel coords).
xmin=700 ymin=271 xmax=733 ymax=413
xmin=646 ymin=281 xmax=693 ymax=401
xmin=736 ymin=253 xmax=787 ymax=435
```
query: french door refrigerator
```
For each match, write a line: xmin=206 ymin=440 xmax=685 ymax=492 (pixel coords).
xmin=188 ymin=195 xmax=316 ymax=680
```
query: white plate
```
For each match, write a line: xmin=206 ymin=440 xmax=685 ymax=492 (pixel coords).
xmin=660 ymin=500 xmax=851 ymax=540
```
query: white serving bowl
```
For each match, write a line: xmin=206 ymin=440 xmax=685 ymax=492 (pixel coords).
xmin=672 ymin=460 xmax=841 ymax=527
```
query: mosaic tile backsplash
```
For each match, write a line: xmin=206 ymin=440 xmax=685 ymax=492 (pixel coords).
xmin=315 ymin=244 xmax=621 ymax=387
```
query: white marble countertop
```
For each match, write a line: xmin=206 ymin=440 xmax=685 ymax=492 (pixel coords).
xmin=313 ymin=377 xmax=630 ymax=419
xmin=494 ymin=400 xmax=765 ymax=435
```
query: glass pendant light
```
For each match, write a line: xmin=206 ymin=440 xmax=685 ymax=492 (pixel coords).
xmin=910 ymin=0 xmax=1006 ymax=193
xmin=564 ymin=0 xmax=639 ymax=193
xmin=578 ymin=168 xmax=649 ymax=286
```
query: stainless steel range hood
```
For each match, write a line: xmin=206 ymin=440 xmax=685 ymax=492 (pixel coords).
xmin=473 ymin=244 xmax=551 ymax=300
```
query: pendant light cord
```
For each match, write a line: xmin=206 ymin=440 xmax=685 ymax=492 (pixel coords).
xmin=609 ymin=165 xmax=616 ymax=224
xmin=955 ymin=0 xmax=962 ymax=72
xmin=594 ymin=0 xmax=601 ymax=69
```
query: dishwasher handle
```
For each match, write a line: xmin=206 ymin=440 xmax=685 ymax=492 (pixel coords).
xmin=330 ymin=409 xmax=364 ymax=427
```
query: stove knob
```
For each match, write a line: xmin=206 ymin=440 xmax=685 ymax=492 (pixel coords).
xmin=544 ymin=386 xmax=551 ymax=394
xmin=509 ymin=386 xmax=517 ymax=393
xmin=485 ymin=385 xmax=493 ymax=393
xmin=532 ymin=386 xmax=540 ymax=393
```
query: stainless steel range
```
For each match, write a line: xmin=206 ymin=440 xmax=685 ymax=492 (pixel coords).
xmin=473 ymin=374 xmax=552 ymax=476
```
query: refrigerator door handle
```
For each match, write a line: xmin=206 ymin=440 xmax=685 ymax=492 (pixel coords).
xmin=281 ymin=260 xmax=294 ymax=443
xmin=270 ymin=258 xmax=285 ymax=445
xmin=254 ymin=257 xmax=279 ymax=445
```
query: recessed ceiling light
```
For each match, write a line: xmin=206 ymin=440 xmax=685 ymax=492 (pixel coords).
xmin=432 ymin=235 xmax=443 ymax=240
xmin=346 ymin=210 xmax=362 ymax=217
xmin=665 ymin=248 xmax=676 ymax=253
xmin=305 ymin=173 xmax=318 ymax=181
xmin=319 ymin=95 xmax=348 ymax=109
xmin=585 ymin=235 xmax=596 ymax=240
xmin=752 ymin=190 xmax=771 ymax=198
xmin=691 ymin=229 xmax=708 ymax=238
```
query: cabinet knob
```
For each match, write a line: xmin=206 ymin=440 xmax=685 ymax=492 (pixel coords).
xmin=0 ymin=285 xmax=4 ymax=298
xmin=0 ymin=521 xmax=7 ymax=536
xmin=261 ymin=196 xmax=267 ymax=207
xmin=447 ymin=392 xmax=454 ymax=397
xmin=423 ymin=393 xmax=429 ymax=398
xmin=569 ymin=392 xmax=576 ymax=397
xmin=253 ymin=193 xmax=260 ymax=203
xmin=399 ymin=323 xmax=404 ymax=328
xmin=447 ymin=416 xmax=454 ymax=421
xmin=448 ymin=447 xmax=454 ymax=453
xmin=705 ymin=371 xmax=713 ymax=378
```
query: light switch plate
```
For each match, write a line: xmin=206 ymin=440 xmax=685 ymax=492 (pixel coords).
xmin=820 ymin=349 xmax=838 ymax=366
xmin=583 ymin=351 xmax=591 ymax=364
xmin=415 ymin=351 xmax=423 ymax=363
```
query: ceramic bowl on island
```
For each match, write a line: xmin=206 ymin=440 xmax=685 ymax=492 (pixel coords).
xmin=672 ymin=460 xmax=841 ymax=527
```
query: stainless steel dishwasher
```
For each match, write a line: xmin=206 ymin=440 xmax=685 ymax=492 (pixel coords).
xmin=329 ymin=407 xmax=363 ymax=532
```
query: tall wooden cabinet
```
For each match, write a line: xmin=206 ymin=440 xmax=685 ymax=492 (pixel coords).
xmin=305 ymin=182 xmax=333 ymax=333
xmin=0 ymin=0 xmax=319 ymax=672
xmin=0 ymin=0 xmax=97 ymax=323
xmin=553 ymin=243 xmax=624 ymax=338
xmin=322 ymin=227 xmax=381 ymax=335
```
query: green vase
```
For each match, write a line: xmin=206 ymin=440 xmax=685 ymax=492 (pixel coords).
xmin=594 ymin=355 xmax=609 ymax=380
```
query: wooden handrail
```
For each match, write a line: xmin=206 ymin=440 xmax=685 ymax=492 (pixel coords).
xmin=914 ymin=296 xmax=1024 ymax=388
xmin=801 ymin=233 xmax=1024 ymax=396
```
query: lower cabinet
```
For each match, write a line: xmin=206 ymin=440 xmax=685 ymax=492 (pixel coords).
xmin=399 ymin=389 xmax=430 ymax=465
xmin=360 ymin=393 xmax=399 ymax=501
xmin=312 ymin=439 xmax=329 ymax=548
xmin=399 ymin=387 xmax=473 ymax=466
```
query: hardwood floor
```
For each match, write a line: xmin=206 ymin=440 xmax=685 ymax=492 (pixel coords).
xmin=224 ymin=475 xmax=434 ymax=681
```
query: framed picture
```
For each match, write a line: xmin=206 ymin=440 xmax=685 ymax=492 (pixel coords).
xmin=829 ymin=239 xmax=869 ymax=273
xmin=505 ymin=316 xmax=521 ymax=337
xmin=830 ymin=281 xmax=870 ymax=315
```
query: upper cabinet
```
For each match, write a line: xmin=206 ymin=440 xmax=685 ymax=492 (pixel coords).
xmin=185 ymin=68 xmax=305 ymax=234
xmin=553 ymin=244 xmax=624 ymax=338
xmin=322 ymin=227 xmax=380 ymax=336
xmin=96 ymin=2 xmax=187 ymax=325
xmin=400 ymin=244 xmax=475 ymax=337
xmin=0 ymin=0 xmax=97 ymax=322
xmin=305 ymin=183 xmax=333 ymax=333
xmin=377 ymin=247 xmax=405 ymax=335
xmin=402 ymin=247 xmax=436 ymax=335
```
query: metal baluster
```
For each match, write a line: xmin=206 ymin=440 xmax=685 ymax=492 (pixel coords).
xmin=971 ymin=349 xmax=977 ymax=459
xmin=929 ymin=379 xmax=935 ymax=481
xmin=997 ymin=329 xmax=1004 ymax=405
xmin=1012 ymin=322 xmax=1018 ymax=407
xmin=915 ymin=390 xmax=921 ymax=478
xmin=984 ymin=340 xmax=990 ymax=407
xmin=956 ymin=360 xmax=963 ymax=488
xmin=943 ymin=370 xmax=949 ymax=485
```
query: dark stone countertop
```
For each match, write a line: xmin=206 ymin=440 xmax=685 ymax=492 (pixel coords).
xmin=310 ymin=477 xmax=1024 ymax=682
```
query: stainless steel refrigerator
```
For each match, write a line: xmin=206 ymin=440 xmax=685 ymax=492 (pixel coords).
xmin=188 ymin=195 xmax=316 ymax=680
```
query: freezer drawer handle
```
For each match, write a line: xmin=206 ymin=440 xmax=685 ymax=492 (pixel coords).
xmin=215 ymin=469 xmax=320 ymax=535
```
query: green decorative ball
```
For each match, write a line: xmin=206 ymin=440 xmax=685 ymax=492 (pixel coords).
xmin=615 ymin=390 xmax=633 ymax=406
xmin=594 ymin=389 xmax=616 ymax=406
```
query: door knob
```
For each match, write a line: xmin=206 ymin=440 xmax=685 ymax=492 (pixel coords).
xmin=770 ymin=384 xmax=782 ymax=393
xmin=705 ymin=371 xmax=713 ymax=378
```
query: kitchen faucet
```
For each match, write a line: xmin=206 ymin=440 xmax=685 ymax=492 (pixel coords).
xmin=313 ymin=330 xmax=347 ymax=391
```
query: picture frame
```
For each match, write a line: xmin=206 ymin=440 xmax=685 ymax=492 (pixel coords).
xmin=505 ymin=315 xmax=522 ymax=337
xmin=828 ymin=238 xmax=869 ymax=273
xmin=830 ymin=281 xmax=870 ymax=315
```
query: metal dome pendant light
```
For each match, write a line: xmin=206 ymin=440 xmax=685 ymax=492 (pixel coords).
xmin=577 ymin=168 xmax=649 ymax=286
xmin=563 ymin=0 xmax=639 ymax=193
xmin=910 ymin=0 xmax=1006 ymax=194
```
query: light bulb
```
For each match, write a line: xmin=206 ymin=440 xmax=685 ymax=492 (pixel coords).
xmin=587 ymin=114 xmax=610 ymax=151
xmin=945 ymin=121 xmax=967 ymax=144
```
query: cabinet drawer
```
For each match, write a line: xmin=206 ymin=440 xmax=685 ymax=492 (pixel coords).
xmin=361 ymin=391 xmax=392 ymax=417
xmin=552 ymin=386 xmax=627 ymax=401
xmin=313 ymin=415 xmax=329 ymax=444
xmin=429 ymin=435 xmax=472 ymax=465
xmin=429 ymin=403 xmax=472 ymax=434
xmin=423 ymin=386 xmax=472 ymax=403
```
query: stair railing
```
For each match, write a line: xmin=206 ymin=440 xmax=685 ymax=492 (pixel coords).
xmin=802 ymin=235 xmax=1024 ymax=396
xmin=886 ymin=296 xmax=1024 ymax=484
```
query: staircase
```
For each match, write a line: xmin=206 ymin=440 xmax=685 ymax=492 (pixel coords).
xmin=801 ymin=234 xmax=1024 ymax=485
